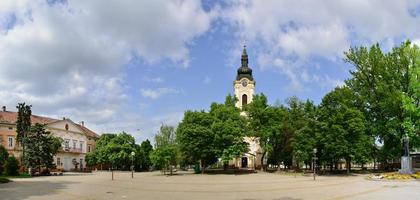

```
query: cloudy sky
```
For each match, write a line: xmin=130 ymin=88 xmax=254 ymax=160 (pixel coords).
xmin=1 ymin=0 xmax=420 ymax=143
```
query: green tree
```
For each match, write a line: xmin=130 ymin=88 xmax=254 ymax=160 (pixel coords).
xmin=151 ymin=125 xmax=178 ymax=174
xmin=0 ymin=145 xmax=9 ymax=174
xmin=135 ymin=139 xmax=153 ymax=171
xmin=85 ymin=152 xmax=97 ymax=167
xmin=318 ymin=87 xmax=372 ymax=173
xmin=5 ymin=156 xmax=19 ymax=176
xmin=345 ymin=41 xmax=420 ymax=166
xmin=150 ymin=145 xmax=177 ymax=175
xmin=16 ymin=103 xmax=32 ymax=164
xmin=177 ymin=110 xmax=216 ymax=174
xmin=210 ymin=95 xmax=248 ymax=166
xmin=23 ymin=124 xmax=62 ymax=175
xmin=107 ymin=132 xmax=137 ymax=170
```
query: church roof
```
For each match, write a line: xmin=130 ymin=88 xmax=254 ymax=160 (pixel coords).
xmin=236 ymin=46 xmax=254 ymax=81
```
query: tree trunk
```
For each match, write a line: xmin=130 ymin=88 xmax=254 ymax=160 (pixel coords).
xmin=260 ymin=151 xmax=266 ymax=172
xmin=201 ymin=160 xmax=205 ymax=174
xmin=346 ymin=158 xmax=351 ymax=174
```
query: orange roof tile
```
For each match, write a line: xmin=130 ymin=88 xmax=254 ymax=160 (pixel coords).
xmin=0 ymin=111 xmax=99 ymax=138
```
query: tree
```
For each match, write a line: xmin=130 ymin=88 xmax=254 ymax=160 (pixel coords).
xmin=151 ymin=125 xmax=178 ymax=174
xmin=5 ymin=156 xmax=19 ymax=176
xmin=0 ymin=145 xmax=8 ymax=174
xmin=106 ymin=132 xmax=137 ymax=170
xmin=16 ymin=103 xmax=32 ymax=164
xmin=137 ymin=139 xmax=153 ymax=171
xmin=23 ymin=124 xmax=62 ymax=175
xmin=345 ymin=41 xmax=420 ymax=166
xmin=245 ymin=94 xmax=271 ymax=170
xmin=318 ymin=87 xmax=372 ymax=173
xmin=150 ymin=145 xmax=177 ymax=175
xmin=85 ymin=152 xmax=97 ymax=168
xmin=177 ymin=110 xmax=216 ymax=174
xmin=210 ymin=95 xmax=248 ymax=166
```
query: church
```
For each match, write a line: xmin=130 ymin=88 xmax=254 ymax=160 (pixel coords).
xmin=230 ymin=46 xmax=263 ymax=169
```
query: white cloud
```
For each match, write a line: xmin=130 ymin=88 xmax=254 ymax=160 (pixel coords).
xmin=144 ymin=77 xmax=164 ymax=83
xmin=224 ymin=0 xmax=420 ymax=90
xmin=0 ymin=0 xmax=214 ymax=139
xmin=140 ymin=88 xmax=181 ymax=99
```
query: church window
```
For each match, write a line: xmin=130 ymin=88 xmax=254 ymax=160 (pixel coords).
xmin=65 ymin=124 xmax=69 ymax=131
xmin=242 ymin=94 xmax=248 ymax=106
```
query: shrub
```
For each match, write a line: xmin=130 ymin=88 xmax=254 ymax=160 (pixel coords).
xmin=0 ymin=177 xmax=11 ymax=183
xmin=0 ymin=145 xmax=8 ymax=174
xmin=5 ymin=156 xmax=19 ymax=176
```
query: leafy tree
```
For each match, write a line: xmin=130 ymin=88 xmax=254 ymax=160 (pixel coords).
xmin=136 ymin=139 xmax=153 ymax=171
xmin=151 ymin=125 xmax=178 ymax=174
xmin=318 ymin=87 xmax=372 ymax=173
xmin=5 ymin=156 xmax=19 ymax=176
xmin=245 ymin=94 xmax=271 ymax=170
xmin=16 ymin=103 xmax=32 ymax=163
xmin=107 ymin=132 xmax=137 ymax=170
xmin=0 ymin=145 xmax=9 ymax=174
xmin=85 ymin=152 xmax=97 ymax=167
xmin=23 ymin=124 xmax=62 ymax=174
xmin=345 ymin=41 xmax=420 ymax=166
xmin=210 ymin=95 xmax=248 ymax=165
xmin=150 ymin=145 xmax=177 ymax=175
xmin=177 ymin=110 xmax=216 ymax=173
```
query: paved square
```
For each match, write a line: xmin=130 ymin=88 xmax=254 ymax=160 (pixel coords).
xmin=1 ymin=172 xmax=419 ymax=200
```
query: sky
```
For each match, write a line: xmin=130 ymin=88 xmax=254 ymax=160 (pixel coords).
xmin=1 ymin=0 xmax=420 ymax=143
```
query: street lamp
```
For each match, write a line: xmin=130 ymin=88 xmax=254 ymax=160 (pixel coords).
xmin=313 ymin=148 xmax=317 ymax=181
xmin=131 ymin=151 xmax=135 ymax=179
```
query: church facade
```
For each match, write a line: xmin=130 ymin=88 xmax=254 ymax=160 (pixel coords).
xmin=230 ymin=46 xmax=263 ymax=169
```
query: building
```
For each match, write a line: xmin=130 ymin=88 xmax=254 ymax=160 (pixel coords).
xmin=0 ymin=106 xmax=100 ymax=171
xmin=230 ymin=46 xmax=263 ymax=169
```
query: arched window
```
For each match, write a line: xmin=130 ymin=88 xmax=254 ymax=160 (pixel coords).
xmin=242 ymin=94 xmax=248 ymax=106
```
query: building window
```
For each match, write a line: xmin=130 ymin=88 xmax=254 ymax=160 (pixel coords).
xmin=65 ymin=139 xmax=70 ymax=148
xmin=73 ymin=140 xmax=77 ymax=149
xmin=8 ymin=136 xmax=13 ymax=147
xmin=79 ymin=141 xmax=84 ymax=151
xmin=242 ymin=94 xmax=248 ymax=106
xmin=57 ymin=157 xmax=61 ymax=166
xmin=88 ymin=145 xmax=91 ymax=153
xmin=65 ymin=124 xmax=69 ymax=131
xmin=8 ymin=127 xmax=13 ymax=130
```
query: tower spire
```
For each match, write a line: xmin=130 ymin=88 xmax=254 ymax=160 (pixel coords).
xmin=241 ymin=45 xmax=248 ymax=67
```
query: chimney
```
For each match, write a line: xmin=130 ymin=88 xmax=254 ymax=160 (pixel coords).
xmin=2 ymin=106 xmax=5 ymax=112
xmin=80 ymin=121 xmax=84 ymax=127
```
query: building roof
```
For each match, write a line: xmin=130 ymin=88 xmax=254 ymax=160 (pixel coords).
xmin=78 ymin=124 xmax=100 ymax=139
xmin=0 ymin=111 xmax=58 ymax=124
xmin=0 ymin=110 xmax=99 ymax=139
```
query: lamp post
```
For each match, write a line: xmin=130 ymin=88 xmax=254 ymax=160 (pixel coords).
xmin=313 ymin=148 xmax=317 ymax=181
xmin=131 ymin=151 xmax=135 ymax=179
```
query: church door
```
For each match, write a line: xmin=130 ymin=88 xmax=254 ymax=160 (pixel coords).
xmin=241 ymin=157 xmax=248 ymax=168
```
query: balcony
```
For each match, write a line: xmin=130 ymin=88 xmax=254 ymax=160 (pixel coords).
xmin=60 ymin=147 xmax=84 ymax=154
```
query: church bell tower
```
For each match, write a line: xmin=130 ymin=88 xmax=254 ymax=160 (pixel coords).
xmin=234 ymin=46 xmax=255 ymax=109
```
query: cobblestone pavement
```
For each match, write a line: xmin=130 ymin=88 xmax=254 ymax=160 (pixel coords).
xmin=0 ymin=171 xmax=419 ymax=200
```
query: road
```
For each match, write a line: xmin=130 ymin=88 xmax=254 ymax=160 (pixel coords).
xmin=0 ymin=171 xmax=419 ymax=200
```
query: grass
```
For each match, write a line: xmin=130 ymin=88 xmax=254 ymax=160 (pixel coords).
xmin=0 ymin=172 xmax=32 ymax=179
xmin=0 ymin=177 xmax=11 ymax=183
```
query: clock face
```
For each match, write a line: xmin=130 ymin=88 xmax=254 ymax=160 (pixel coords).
xmin=241 ymin=79 xmax=248 ymax=87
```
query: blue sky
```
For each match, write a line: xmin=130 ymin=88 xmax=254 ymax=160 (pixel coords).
xmin=1 ymin=0 xmax=420 ymax=143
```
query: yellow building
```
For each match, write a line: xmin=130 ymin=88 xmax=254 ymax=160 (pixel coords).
xmin=0 ymin=106 xmax=99 ymax=171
